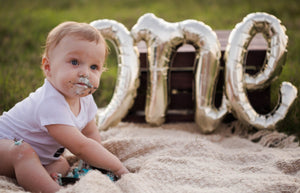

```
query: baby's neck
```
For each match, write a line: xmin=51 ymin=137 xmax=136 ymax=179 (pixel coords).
xmin=65 ymin=97 xmax=81 ymax=116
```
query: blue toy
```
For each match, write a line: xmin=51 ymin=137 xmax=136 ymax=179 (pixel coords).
xmin=59 ymin=160 xmax=118 ymax=186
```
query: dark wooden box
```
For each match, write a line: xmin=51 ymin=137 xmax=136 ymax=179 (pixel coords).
xmin=123 ymin=30 xmax=270 ymax=123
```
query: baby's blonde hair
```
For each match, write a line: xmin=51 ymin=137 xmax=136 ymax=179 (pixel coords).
xmin=42 ymin=21 xmax=108 ymax=59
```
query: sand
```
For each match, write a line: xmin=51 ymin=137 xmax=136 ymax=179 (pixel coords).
xmin=1 ymin=122 xmax=300 ymax=193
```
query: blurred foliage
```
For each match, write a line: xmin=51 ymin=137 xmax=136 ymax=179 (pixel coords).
xmin=0 ymin=0 xmax=299 ymax=136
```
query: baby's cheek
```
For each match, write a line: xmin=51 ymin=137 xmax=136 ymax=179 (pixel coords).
xmin=92 ymin=77 xmax=100 ymax=90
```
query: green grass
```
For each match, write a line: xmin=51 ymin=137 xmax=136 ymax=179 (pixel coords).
xmin=0 ymin=0 xmax=299 ymax=136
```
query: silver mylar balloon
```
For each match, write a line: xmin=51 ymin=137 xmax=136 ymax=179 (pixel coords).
xmin=90 ymin=19 xmax=140 ymax=130
xmin=180 ymin=20 xmax=228 ymax=133
xmin=131 ymin=13 xmax=182 ymax=126
xmin=241 ymin=13 xmax=288 ymax=89
xmin=132 ymin=13 xmax=228 ymax=131
xmin=225 ymin=12 xmax=298 ymax=129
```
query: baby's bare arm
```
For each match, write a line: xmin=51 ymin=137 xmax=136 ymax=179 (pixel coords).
xmin=81 ymin=119 xmax=102 ymax=144
xmin=46 ymin=124 xmax=129 ymax=177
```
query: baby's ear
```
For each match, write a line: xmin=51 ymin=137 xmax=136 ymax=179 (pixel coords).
xmin=42 ymin=57 xmax=51 ymax=77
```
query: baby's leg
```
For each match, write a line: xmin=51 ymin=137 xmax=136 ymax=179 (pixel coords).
xmin=44 ymin=156 xmax=70 ymax=176
xmin=0 ymin=139 xmax=60 ymax=193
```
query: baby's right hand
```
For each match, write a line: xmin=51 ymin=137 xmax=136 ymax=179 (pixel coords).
xmin=114 ymin=167 xmax=129 ymax=178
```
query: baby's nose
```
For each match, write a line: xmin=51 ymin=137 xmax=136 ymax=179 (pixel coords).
xmin=78 ymin=66 xmax=89 ymax=77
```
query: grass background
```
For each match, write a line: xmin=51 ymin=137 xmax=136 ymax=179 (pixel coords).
xmin=0 ymin=0 xmax=299 ymax=137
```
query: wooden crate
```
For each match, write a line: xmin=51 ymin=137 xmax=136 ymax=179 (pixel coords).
xmin=123 ymin=30 xmax=270 ymax=123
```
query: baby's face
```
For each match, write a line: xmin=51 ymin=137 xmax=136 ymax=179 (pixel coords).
xmin=44 ymin=35 xmax=106 ymax=100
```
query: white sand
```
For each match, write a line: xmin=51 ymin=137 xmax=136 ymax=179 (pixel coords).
xmin=1 ymin=122 xmax=300 ymax=193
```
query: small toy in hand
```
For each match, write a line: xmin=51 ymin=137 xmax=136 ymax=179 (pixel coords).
xmin=60 ymin=160 xmax=118 ymax=186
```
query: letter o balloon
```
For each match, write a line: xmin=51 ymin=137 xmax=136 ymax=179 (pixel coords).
xmin=90 ymin=19 xmax=140 ymax=130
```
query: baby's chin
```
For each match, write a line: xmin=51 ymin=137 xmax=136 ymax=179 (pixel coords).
xmin=73 ymin=86 xmax=95 ymax=97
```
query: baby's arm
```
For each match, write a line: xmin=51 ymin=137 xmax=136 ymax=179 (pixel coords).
xmin=82 ymin=120 xmax=129 ymax=176
xmin=81 ymin=119 xmax=102 ymax=144
xmin=46 ymin=124 xmax=129 ymax=177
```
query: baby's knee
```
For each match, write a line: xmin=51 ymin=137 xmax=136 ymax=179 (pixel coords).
xmin=45 ymin=156 xmax=70 ymax=176
xmin=57 ymin=156 xmax=70 ymax=171
xmin=11 ymin=140 xmax=38 ymax=162
xmin=58 ymin=156 xmax=70 ymax=175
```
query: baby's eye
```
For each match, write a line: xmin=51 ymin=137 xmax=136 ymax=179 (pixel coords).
xmin=71 ymin=59 xmax=79 ymax=66
xmin=90 ymin=65 xmax=98 ymax=70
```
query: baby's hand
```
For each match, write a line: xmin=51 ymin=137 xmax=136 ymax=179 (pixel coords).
xmin=114 ymin=167 xmax=129 ymax=178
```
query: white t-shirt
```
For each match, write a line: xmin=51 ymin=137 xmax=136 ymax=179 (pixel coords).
xmin=0 ymin=79 xmax=98 ymax=165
